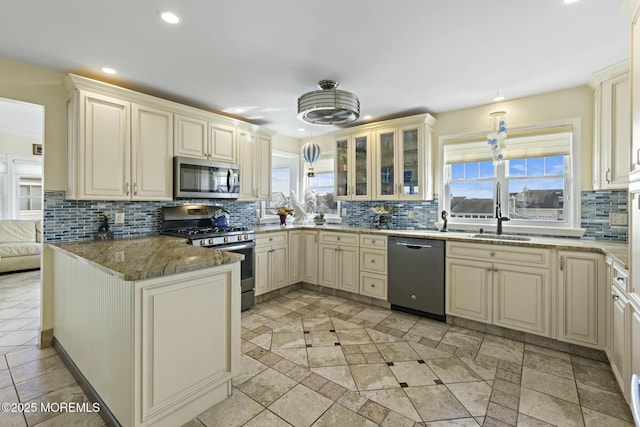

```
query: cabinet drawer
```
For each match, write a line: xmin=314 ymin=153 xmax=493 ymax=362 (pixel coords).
xmin=360 ymin=249 xmax=387 ymax=274
xmin=256 ymin=232 xmax=287 ymax=246
xmin=360 ymin=235 xmax=387 ymax=249
xmin=360 ymin=272 xmax=387 ymax=300
xmin=319 ymin=232 xmax=359 ymax=246
xmin=447 ymin=242 xmax=550 ymax=267
xmin=612 ymin=262 xmax=628 ymax=293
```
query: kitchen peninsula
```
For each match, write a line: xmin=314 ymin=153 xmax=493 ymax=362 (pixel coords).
xmin=46 ymin=236 xmax=243 ymax=427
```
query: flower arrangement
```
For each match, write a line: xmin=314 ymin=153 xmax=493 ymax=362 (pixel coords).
xmin=276 ymin=207 xmax=293 ymax=226
xmin=277 ymin=207 xmax=293 ymax=216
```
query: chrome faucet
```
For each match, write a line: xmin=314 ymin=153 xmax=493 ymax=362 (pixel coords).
xmin=495 ymin=182 xmax=510 ymax=235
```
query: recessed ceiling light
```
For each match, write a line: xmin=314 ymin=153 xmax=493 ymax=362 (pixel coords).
xmin=101 ymin=67 xmax=117 ymax=75
xmin=564 ymin=0 xmax=579 ymax=3
xmin=160 ymin=11 xmax=180 ymax=24
xmin=298 ymin=128 xmax=306 ymax=132
xmin=493 ymin=90 xmax=505 ymax=102
xmin=363 ymin=115 xmax=372 ymax=120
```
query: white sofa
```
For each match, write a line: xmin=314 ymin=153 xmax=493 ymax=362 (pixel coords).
xmin=0 ymin=219 xmax=41 ymax=273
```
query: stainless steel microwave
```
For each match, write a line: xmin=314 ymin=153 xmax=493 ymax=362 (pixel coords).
xmin=174 ymin=156 xmax=240 ymax=199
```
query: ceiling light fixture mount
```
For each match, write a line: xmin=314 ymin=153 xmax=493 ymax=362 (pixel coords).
xmin=297 ymin=80 xmax=360 ymax=126
xmin=493 ymin=90 xmax=505 ymax=102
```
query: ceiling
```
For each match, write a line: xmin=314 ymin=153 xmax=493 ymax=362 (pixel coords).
xmin=0 ymin=1 xmax=631 ymax=138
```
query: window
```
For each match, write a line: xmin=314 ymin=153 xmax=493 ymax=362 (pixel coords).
xmin=19 ymin=177 xmax=42 ymax=215
xmin=304 ymin=151 xmax=340 ymax=218
xmin=441 ymin=121 xmax=581 ymax=235
xmin=261 ymin=151 xmax=300 ymax=222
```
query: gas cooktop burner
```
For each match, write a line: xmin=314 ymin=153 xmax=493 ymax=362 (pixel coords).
xmin=174 ymin=226 xmax=250 ymax=236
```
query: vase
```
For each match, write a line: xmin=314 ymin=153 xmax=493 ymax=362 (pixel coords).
xmin=279 ymin=214 xmax=287 ymax=226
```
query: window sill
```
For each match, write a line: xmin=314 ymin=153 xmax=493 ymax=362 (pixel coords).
xmin=259 ymin=216 xmax=343 ymax=225
xmin=435 ymin=221 xmax=585 ymax=238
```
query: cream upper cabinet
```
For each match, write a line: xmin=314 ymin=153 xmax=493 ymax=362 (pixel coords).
xmin=335 ymin=132 xmax=372 ymax=200
xmin=591 ymin=64 xmax=631 ymax=190
xmin=174 ymin=115 xmax=237 ymax=163
xmin=631 ymin=5 xmax=640 ymax=181
xmin=67 ymin=89 xmax=173 ymax=200
xmin=174 ymin=114 xmax=208 ymax=158
xmin=237 ymin=131 xmax=272 ymax=201
xmin=557 ymin=251 xmax=606 ymax=348
xmin=131 ymin=103 xmax=174 ymax=200
xmin=375 ymin=118 xmax=435 ymax=200
xmin=209 ymin=123 xmax=236 ymax=163
xmin=446 ymin=242 xmax=551 ymax=337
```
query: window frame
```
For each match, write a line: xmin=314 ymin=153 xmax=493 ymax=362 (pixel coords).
xmin=439 ymin=119 xmax=583 ymax=237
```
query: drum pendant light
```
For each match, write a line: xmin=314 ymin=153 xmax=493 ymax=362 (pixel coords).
xmin=302 ymin=142 xmax=321 ymax=177
xmin=297 ymin=80 xmax=360 ymax=126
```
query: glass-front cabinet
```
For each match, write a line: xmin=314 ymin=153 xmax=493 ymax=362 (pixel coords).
xmin=375 ymin=121 xmax=432 ymax=200
xmin=335 ymin=132 xmax=372 ymax=200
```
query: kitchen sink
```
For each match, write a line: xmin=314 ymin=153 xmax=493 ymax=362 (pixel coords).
xmin=470 ymin=234 xmax=531 ymax=241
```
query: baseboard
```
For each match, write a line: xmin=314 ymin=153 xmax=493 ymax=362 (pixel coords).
xmin=39 ymin=328 xmax=53 ymax=348
xmin=52 ymin=337 xmax=121 ymax=427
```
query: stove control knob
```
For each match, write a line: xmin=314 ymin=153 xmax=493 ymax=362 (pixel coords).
xmin=244 ymin=235 xmax=249 ymax=240
xmin=237 ymin=236 xmax=242 ymax=241
xmin=224 ymin=237 xmax=229 ymax=243
xmin=208 ymin=239 xmax=214 ymax=245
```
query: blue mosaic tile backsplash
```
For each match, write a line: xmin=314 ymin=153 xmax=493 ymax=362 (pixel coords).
xmin=43 ymin=191 xmax=260 ymax=243
xmin=43 ymin=190 xmax=628 ymax=243
xmin=341 ymin=190 xmax=628 ymax=242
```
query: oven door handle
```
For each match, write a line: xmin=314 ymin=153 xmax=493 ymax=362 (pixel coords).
xmin=217 ymin=242 xmax=256 ymax=251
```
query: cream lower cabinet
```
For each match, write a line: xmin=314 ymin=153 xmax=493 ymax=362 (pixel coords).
xmin=631 ymin=302 xmax=640 ymax=398
xmin=446 ymin=242 xmax=551 ymax=337
xmin=359 ymin=235 xmax=388 ymax=300
xmin=288 ymin=230 xmax=304 ymax=284
xmin=50 ymin=246 xmax=240 ymax=427
xmin=318 ymin=232 xmax=359 ymax=293
xmin=255 ymin=233 xmax=288 ymax=296
xmin=557 ymin=251 xmax=606 ymax=348
xmin=611 ymin=285 xmax=630 ymax=401
xmin=302 ymin=230 xmax=318 ymax=284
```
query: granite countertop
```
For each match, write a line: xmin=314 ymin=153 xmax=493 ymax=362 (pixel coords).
xmin=254 ymin=224 xmax=629 ymax=269
xmin=49 ymin=235 xmax=243 ymax=281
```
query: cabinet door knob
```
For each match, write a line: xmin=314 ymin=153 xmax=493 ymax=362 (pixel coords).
xmin=371 ymin=259 xmax=375 ymax=263
xmin=486 ymin=266 xmax=493 ymax=272
xmin=490 ymin=251 xmax=496 ymax=256
xmin=613 ymin=294 xmax=620 ymax=301
xmin=493 ymin=267 xmax=499 ymax=272
xmin=371 ymin=283 xmax=375 ymax=288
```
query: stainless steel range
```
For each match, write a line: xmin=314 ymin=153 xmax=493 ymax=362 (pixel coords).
xmin=161 ymin=205 xmax=255 ymax=310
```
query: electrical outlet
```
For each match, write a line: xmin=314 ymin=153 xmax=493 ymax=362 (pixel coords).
xmin=408 ymin=210 xmax=415 ymax=220
xmin=610 ymin=212 xmax=628 ymax=226
xmin=115 ymin=212 xmax=125 ymax=224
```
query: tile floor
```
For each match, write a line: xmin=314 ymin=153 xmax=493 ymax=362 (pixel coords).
xmin=0 ymin=271 xmax=635 ymax=426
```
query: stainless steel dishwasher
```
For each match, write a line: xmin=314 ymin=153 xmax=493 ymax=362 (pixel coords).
xmin=388 ymin=237 xmax=445 ymax=321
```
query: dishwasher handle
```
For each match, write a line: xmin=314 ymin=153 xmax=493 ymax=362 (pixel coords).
xmin=395 ymin=242 xmax=433 ymax=249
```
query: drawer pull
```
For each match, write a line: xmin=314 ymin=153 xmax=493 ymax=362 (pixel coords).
xmin=490 ymin=251 xmax=496 ymax=256
xmin=371 ymin=284 xmax=375 ymax=288
xmin=371 ymin=259 xmax=375 ymax=263
xmin=337 ymin=237 xmax=341 ymax=241
xmin=486 ymin=266 xmax=492 ymax=272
